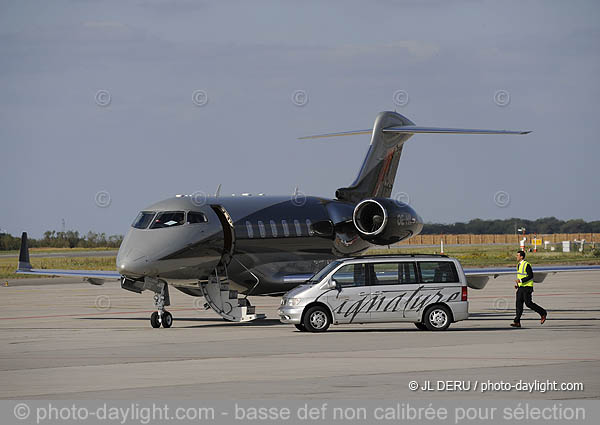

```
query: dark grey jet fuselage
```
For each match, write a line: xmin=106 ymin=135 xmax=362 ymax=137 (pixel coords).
xmin=117 ymin=194 xmax=421 ymax=297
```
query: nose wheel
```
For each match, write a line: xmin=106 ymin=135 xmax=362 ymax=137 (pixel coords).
xmin=150 ymin=283 xmax=173 ymax=328
xmin=150 ymin=311 xmax=172 ymax=328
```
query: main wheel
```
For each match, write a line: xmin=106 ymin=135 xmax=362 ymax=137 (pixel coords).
xmin=294 ymin=323 xmax=306 ymax=332
xmin=162 ymin=311 xmax=173 ymax=328
xmin=414 ymin=322 xmax=428 ymax=331
xmin=150 ymin=312 xmax=160 ymax=328
xmin=423 ymin=305 xmax=452 ymax=331
xmin=303 ymin=306 xmax=330 ymax=332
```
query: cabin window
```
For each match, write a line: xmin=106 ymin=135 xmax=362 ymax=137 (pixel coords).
xmin=258 ymin=221 xmax=266 ymax=238
xmin=269 ymin=220 xmax=278 ymax=237
xmin=294 ymin=219 xmax=302 ymax=236
xmin=306 ymin=218 xmax=314 ymax=236
xmin=187 ymin=211 xmax=208 ymax=224
xmin=150 ymin=211 xmax=185 ymax=229
xmin=246 ymin=221 xmax=254 ymax=238
xmin=132 ymin=211 xmax=155 ymax=229
xmin=282 ymin=220 xmax=290 ymax=237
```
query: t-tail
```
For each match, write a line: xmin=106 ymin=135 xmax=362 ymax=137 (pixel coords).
xmin=300 ymin=111 xmax=530 ymax=203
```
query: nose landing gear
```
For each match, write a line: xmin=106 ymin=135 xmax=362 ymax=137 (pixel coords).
xmin=149 ymin=280 xmax=172 ymax=328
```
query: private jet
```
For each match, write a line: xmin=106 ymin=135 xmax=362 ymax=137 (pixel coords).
xmin=17 ymin=111 xmax=600 ymax=327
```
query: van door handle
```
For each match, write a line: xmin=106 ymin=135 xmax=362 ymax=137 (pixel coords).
xmin=358 ymin=292 xmax=368 ymax=296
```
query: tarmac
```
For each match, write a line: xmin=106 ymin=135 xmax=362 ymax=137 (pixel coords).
xmin=0 ymin=272 xmax=598 ymax=400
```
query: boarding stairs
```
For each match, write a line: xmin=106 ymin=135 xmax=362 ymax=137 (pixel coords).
xmin=200 ymin=263 xmax=265 ymax=322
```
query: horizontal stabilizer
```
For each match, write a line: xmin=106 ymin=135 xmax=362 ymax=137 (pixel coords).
xmin=382 ymin=126 xmax=530 ymax=135
xmin=300 ymin=126 xmax=530 ymax=139
xmin=298 ymin=129 xmax=372 ymax=140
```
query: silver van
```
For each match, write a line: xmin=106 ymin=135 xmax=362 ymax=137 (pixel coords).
xmin=278 ymin=255 xmax=468 ymax=332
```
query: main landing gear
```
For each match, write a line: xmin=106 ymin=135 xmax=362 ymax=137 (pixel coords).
xmin=150 ymin=281 xmax=172 ymax=328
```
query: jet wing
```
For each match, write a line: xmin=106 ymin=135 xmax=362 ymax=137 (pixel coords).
xmin=463 ymin=265 xmax=600 ymax=289
xmin=16 ymin=268 xmax=120 ymax=279
xmin=15 ymin=232 xmax=120 ymax=285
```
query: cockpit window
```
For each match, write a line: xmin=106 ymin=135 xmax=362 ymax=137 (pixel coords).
xmin=132 ymin=211 xmax=156 ymax=229
xmin=150 ymin=211 xmax=185 ymax=229
xmin=187 ymin=211 xmax=208 ymax=224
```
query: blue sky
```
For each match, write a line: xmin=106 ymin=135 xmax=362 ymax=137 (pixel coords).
xmin=1 ymin=0 xmax=599 ymax=237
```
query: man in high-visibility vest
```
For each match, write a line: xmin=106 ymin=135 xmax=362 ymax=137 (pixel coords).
xmin=511 ymin=250 xmax=547 ymax=328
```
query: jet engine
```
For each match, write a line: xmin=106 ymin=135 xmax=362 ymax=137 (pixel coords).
xmin=352 ymin=198 xmax=423 ymax=245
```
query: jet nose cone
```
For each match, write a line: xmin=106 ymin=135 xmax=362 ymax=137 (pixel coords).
xmin=117 ymin=249 xmax=150 ymax=277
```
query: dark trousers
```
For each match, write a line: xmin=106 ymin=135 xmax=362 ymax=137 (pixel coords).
xmin=514 ymin=286 xmax=547 ymax=322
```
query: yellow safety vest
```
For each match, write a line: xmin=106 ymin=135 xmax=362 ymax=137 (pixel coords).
xmin=517 ymin=260 xmax=533 ymax=287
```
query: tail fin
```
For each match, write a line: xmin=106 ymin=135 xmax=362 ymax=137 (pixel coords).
xmin=300 ymin=111 xmax=530 ymax=203
xmin=18 ymin=232 xmax=32 ymax=270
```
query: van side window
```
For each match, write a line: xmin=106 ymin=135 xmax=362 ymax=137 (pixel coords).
xmin=398 ymin=262 xmax=418 ymax=284
xmin=370 ymin=262 xmax=417 ymax=285
xmin=418 ymin=261 xmax=459 ymax=283
xmin=332 ymin=264 xmax=366 ymax=288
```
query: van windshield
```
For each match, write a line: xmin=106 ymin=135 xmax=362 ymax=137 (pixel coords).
xmin=307 ymin=260 xmax=343 ymax=284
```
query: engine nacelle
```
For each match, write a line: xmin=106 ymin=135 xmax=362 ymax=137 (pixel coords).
xmin=353 ymin=198 xmax=423 ymax=245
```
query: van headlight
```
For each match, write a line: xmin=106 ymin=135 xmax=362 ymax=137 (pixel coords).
xmin=282 ymin=298 xmax=302 ymax=307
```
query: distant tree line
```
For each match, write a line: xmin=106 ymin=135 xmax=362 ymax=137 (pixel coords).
xmin=0 ymin=230 xmax=124 ymax=251
xmin=421 ymin=217 xmax=600 ymax=235
xmin=1 ymin=217 xmax=599 ymax=250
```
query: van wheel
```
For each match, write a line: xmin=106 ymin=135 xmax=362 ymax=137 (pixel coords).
xmin=303 ymin=306 xmax=330 ymax=332
xmin=414 ymin=322 xmax=428 ymax=331
xmin=294 ymin=324 xmax=306 ymax=332
xmin=424 ymin=305 xmax=451 ymax=331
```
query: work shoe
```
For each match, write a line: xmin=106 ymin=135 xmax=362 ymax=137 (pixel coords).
xmin=510 ymin=322 xmax=521 ymax=328
xmin=540 ymin=314 xmax=547 ymax=325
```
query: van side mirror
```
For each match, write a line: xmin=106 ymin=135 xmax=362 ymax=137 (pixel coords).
xmin=324 ymin=278 xmax=341 ymax=291
xmin=332 ymin=278 xmax=341 ymax=291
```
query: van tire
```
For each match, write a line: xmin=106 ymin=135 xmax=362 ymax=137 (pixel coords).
xmin=303 ymin=306 xmax=330 ymax=332
xmin=423 ymin=305 xmax=452 ymax=331
xmin=414 ymin=322 xmax=428 ymax=331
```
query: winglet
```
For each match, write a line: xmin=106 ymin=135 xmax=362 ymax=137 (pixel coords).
xmin=18 ymin=232 xmax=32 ymax=271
